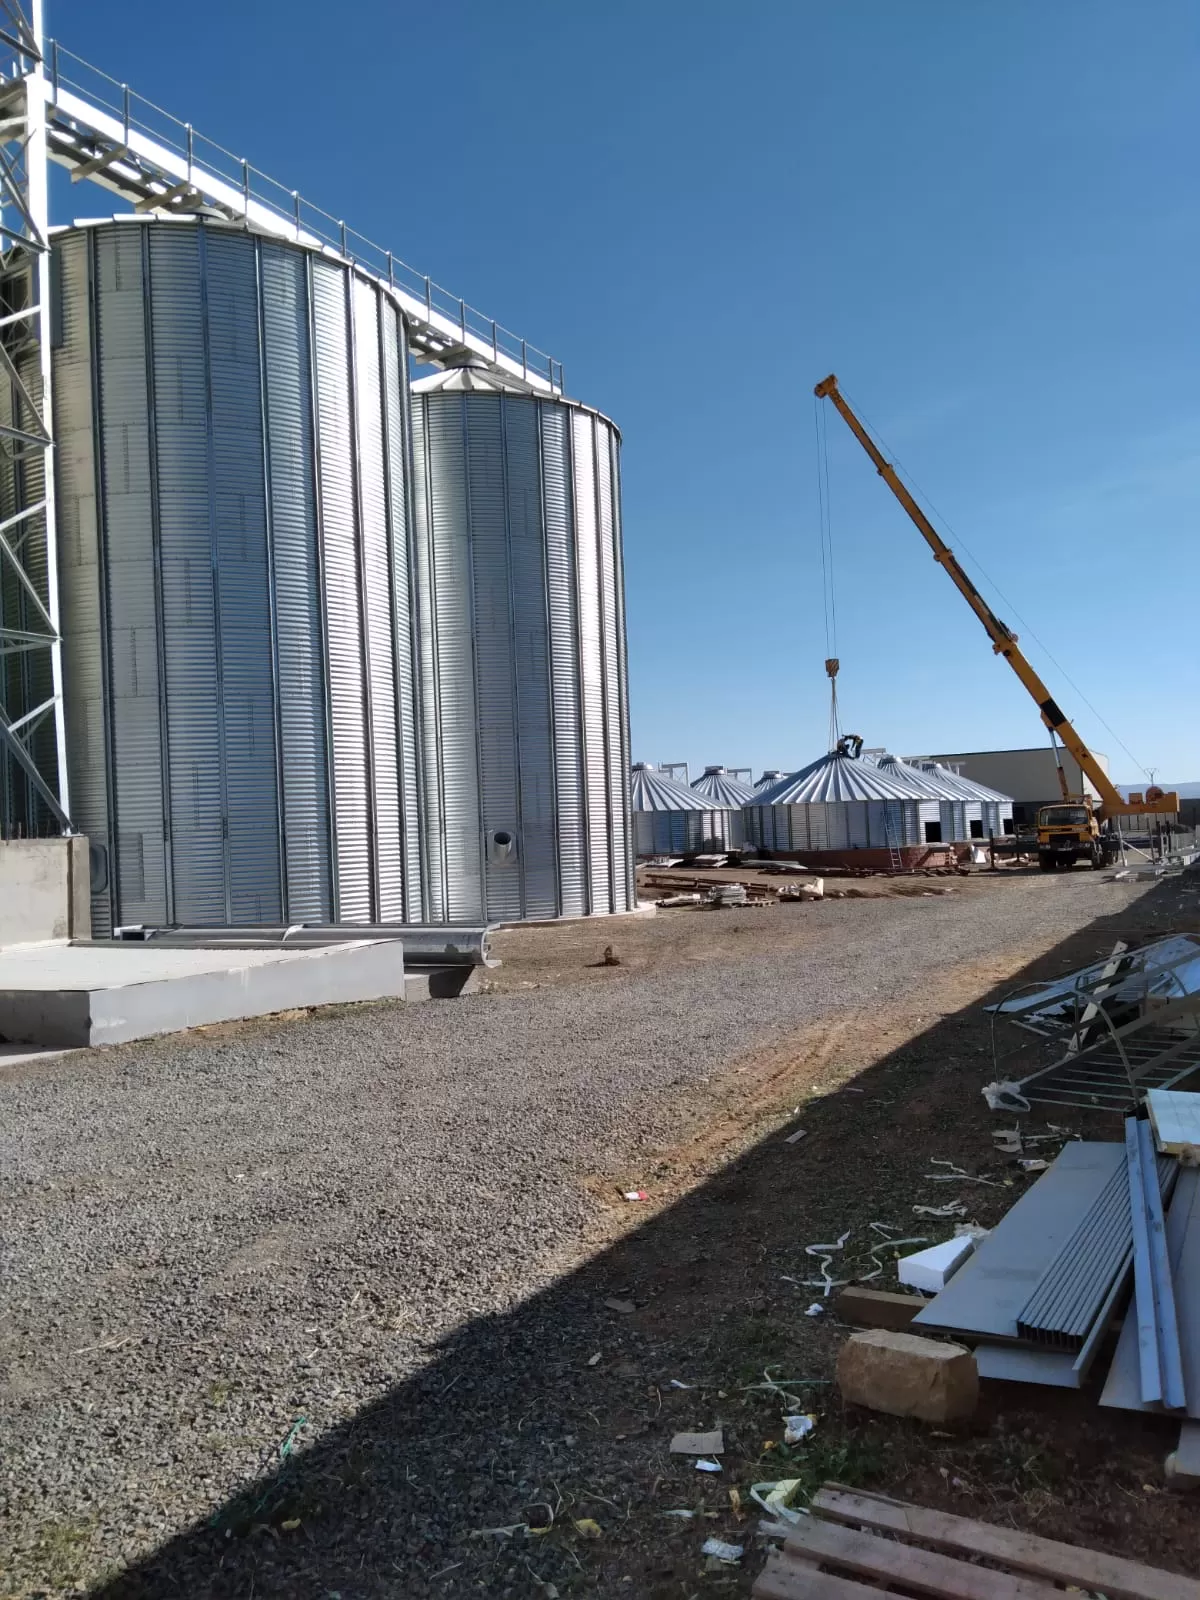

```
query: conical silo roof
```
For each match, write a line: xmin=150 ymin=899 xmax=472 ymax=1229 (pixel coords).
xmin=631 ymin=763 xmax=715 ymax=812
xmin=875 ymin=753 xmax=962 ymax=799
xmin=913 ymin=761 xmax=1013 ymax=804
xmin=755 ymin=769 xmax=785 ymax=791
xmin=753 ymin=750 xmax=931 ymax=806
xmin=692 ymin=766 xmax=756 ymax=805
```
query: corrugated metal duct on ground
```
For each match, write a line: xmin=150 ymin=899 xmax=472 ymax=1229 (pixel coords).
xmin=53 ymin=219 xmax=423 ymax=934
xmin=692 ymin=766 xmax=756 ymax=806
xmin=409 ymin=368 xmax=635 ymax=922
xmin=744 ymin=751 xmax=932 ymax=854
xmin=631 ymin=764 xmax=743 ymax=855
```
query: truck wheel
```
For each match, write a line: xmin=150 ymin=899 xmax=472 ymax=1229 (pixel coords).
xmin=1039 ymin=854 xmax=1055 ymax=871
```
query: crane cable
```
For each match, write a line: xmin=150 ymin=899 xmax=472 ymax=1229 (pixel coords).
xmin=813 ymin=396 xmax=841 ymax=749
xmin=839 ymin=388 xmax=1153 ymax=785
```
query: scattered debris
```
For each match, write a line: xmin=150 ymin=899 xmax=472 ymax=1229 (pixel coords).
xmin=602 ymin=944 xmax=620 ymax=966
xmin=655 ymin=893 xmax=703 ymax=908
xmin=1018 ymin=1157 xmax=1050 ymax=1173
xmin=603 ymin=1296 xmax=635 ymax=1315
xmin=897 ymin=1235 xmax=975 ymax=1293
xmin=670 ymin=1429 xmax=724 ymax=1455
xmin=783 ymin=1127 xmax=807 ymax=1145
xmin=913 ymin=1201 xmax=968 ymax=1219
xmin=700 ymin=1537 xmax=743 ymax=1564
xmin=805 ymin=1302 xmax=824 ymax=1318
xmin=749 ymin=1479 xmax=805 ymax=1525
xmin=587 ymin=1351 xmax=601 ymax=1366
xmin=573 ymin=1517 xmax=602 ymax=1539
xmin=993 ymin=1126 xmax=1023 ymax=1154
xmin=668 ymin=1379 xmax=694 ymax=1390
xmin=924 ymin=1159 xmax=1002 ymax=1187
xmin=783 ymin=1414 xmax=815 ymax=1443
xmin=982 ymin=1080 xmax=1031 ymax=1113
xmin=661 ymin=1508 xmax=695 ymax=1519
xmin=694 ymin=1458 xmax=723 ymax=1473
xmin=621 ymin=1189 xmax=648 ymax=1201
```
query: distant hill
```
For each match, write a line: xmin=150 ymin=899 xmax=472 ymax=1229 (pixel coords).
xmin=1116 ymin=782 xmax=1200 ymax=799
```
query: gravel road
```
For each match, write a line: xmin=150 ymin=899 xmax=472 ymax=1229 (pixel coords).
xmin=0 ymin=872 xmax=1144 ymax=1593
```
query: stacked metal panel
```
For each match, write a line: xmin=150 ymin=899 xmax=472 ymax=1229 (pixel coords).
xmin=409 ymin=368 xmax=635 ymax=921
xmin=631 ymin=764 xmax=742 ymax=855
xmin=744 ymin=751 xmax=931 ymax=855
xmin=53 ymin=219 xmax=423 ymax=933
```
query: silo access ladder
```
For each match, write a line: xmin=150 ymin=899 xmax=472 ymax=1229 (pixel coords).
xmin=882 ymin=808 xmax=905 ymax=872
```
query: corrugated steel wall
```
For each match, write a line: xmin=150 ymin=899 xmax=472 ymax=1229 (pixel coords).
xmin=745 ymin=799 xmax=924 ymax=853
xmin=54 ymin=221 xmax=423 ymax=931
xmin=410 ymin=386 xmax=635 ymax=922
xmin=55 ymin=220 xmax=633 ymax=929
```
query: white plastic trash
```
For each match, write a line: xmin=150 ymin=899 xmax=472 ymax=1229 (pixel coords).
xmin=897 ymin=1234 xmax=975 ymax=1293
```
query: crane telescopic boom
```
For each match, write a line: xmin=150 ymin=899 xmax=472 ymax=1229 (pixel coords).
xmin=813 ymin=374 xmax=1177 ymax=823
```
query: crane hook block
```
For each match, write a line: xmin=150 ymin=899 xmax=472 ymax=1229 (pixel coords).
xmin=824 ymin=657 xmax=840 ymax=679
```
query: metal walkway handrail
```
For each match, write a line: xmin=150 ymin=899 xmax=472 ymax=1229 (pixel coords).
xmin=37 ymin=39 xmax=565 ymax=394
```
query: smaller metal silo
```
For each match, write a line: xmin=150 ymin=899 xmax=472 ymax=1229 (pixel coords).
xmin=754 ymin=770 xmax=785 ymax=793
xmin=631 ymin=764 xmax=742 ymax=855
xmin=692 ymin=766 xmax=756 ymax=807
xmin=915 ymin=763 xmax=1014 ymax=840
xmin=875 ymin=755 xmax=969 ymax=844
xmin=744 ymin=749 xmax=932 ymax=865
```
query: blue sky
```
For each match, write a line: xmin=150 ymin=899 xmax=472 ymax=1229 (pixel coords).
xmin=52 ymin=0 xmax=1199 ymax=782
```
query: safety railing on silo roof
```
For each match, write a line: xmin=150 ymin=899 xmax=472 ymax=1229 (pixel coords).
xmin=40 ymin=40 xmax=565 ymax=395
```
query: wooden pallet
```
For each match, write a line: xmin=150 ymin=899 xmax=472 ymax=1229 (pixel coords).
xmin=754 ymin=1484 xmax=1200 ymax=1600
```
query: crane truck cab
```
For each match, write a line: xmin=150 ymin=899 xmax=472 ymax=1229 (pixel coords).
xmin=1036 ymin=799 xmax=1118 ymax=871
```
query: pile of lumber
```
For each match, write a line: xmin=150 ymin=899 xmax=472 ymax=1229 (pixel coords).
xmin=756 ymin=1483 xmax=1200 ymax=1600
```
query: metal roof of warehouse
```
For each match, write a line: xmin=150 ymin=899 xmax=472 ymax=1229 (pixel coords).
xmin=750 ymin=751 xmax=932 ymax=806
xmin=692 ymin=767 xmax=756 ymax=805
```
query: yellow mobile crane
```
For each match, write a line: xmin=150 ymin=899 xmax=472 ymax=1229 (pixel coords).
xmin=814 ymin=375 xmax=1178 ymax=871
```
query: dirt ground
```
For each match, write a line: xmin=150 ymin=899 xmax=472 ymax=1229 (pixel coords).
xmin=12 ymin=866 xmax=1200 ymax=1598
xmin=469 ymin=868 xmax=1200 ymax=1596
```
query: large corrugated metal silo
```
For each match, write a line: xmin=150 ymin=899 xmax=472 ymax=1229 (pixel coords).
xmin=914 ymin=762 xmax=1014 ymax=839
xmin=408 ymin=366 xmax=635 ymax=922
xmin=53 ymin=218 xmax=423 ymax=934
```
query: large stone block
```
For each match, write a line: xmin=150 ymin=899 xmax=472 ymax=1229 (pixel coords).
xmin=836 ymin=1328 xmax=978 ymax=1423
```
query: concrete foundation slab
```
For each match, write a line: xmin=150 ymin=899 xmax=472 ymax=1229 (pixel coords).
xmin=0 ymin=939 xmax=408 ymax=1047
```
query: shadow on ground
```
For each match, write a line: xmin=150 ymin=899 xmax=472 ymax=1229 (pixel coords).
xmin=93 ymin=872 xmax=1200 ymax=1599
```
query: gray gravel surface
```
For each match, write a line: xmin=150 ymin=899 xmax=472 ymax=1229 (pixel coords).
xmin=0 ymin=873 xmax=1144 ymax=1595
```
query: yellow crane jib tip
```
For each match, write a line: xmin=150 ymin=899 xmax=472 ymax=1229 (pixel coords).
xmin=814 ymin=375 xmax=838 ymax=398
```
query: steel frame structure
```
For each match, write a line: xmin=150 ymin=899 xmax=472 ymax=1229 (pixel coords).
xmin=0 ymin=8 xmax=566 ymax=832
xmin=0 ymin=0 xmax=68 ymax=827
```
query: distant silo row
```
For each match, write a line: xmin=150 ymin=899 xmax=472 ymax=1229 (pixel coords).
xmin=52 ymin=218 xmax=634 ymax=931
xmin=631 ymin=749 xmax=1013 ymax=864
